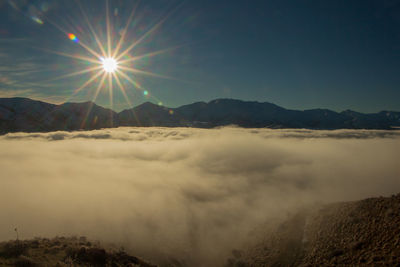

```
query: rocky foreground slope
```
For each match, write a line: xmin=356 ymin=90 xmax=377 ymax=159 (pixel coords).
xmin=1 ymin=194 xmax=400 ymax=266
xmin=234 ymin=193 xmax=400 ymax=266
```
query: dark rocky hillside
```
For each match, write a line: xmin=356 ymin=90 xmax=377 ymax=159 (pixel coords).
xmin=234 ymin=193 xmax=400 ymax=266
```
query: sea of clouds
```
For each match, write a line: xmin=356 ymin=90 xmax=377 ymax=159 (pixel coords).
xmin=0 ymin=127 xmax=399 ymax=266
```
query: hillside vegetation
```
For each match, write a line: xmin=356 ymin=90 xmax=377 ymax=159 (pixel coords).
xmin=0 ymin=236 xmax=155 ymax=267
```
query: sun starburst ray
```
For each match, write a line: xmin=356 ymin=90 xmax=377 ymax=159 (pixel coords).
xmin=107 ymin=73 xmax=114 ymax=126
xmin=78 ymin=42 xmax=104 ymax=60
xmin=76 ymin=0 xmax=108 ymax=58
xmin=118 ymin=66 xmax=177 ymax=81
xmin=113 ymin=0 xmax=141 ymax=58
xmin=106 ymin=0 xmax=112 ymax=58
xmin=80 ymin=72 xmax=107 ymax=128
xmin=115 ymin=5 xmax=180 ymax=61
xmin=119 ymin=44 xmax=184 ymax=65
xmin=116 ymin=69 xmax=145 ymax=90
xmin=93 ymin=73 xmax=108 ymax=102
xmin=46 ymin=66 xmax=103 ymax=82
xmin=34 ymin=48 xmax=101 ymax=64
xmin=73 ymin=70 xmax=104 ymax=95
xmin=113 ymin=72 xmax=133 ymax=108
xmin=43 ymin=15 xmax=103 ymax=59
xmin=107 ymin=73 xmax=113 ymax=108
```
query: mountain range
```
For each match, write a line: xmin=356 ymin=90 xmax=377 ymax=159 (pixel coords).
xmin=0 ymin=97 xmax=399 ymax=133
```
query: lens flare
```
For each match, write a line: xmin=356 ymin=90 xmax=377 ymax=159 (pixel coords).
xmin=32 ymin=16 xmax=44 ymax=25
xmin=67 ymin=33 xmax=79 ymax=43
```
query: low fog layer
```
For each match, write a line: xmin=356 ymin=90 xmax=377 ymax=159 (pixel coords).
xmin=1 ymin=127 xmax=399 ymax=266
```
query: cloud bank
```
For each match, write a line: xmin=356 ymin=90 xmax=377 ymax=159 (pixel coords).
xmin=0 ymin=127 xmax=399 ymax=266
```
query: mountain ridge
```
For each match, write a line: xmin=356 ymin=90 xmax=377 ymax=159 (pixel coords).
xmin=0 ymin=97 xmax=399 ymax=133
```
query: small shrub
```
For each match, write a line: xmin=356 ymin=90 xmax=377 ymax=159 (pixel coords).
xmin=0 ymin=241 xmax=28 ymax=258
xmin=14 ymin=255 xmax=38 ymax=267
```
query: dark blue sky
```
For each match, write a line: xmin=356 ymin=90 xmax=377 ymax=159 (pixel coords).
xmin=0 ymin=0 xmax=399 ymax=112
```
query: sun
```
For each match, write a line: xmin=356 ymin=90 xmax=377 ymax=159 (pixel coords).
xmin=101 ymin=57 xmax=118 ymax=73
xmin=42 ymin=0 xmax=183 ymax=124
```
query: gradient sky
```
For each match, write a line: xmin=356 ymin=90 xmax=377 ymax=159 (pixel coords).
xmin=0 ymin=0 xmax=399 ymax=112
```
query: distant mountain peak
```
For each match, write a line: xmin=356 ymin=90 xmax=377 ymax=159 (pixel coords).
xmin=134 ymin=101 xmax=167 ymax=112
xmin=137 ymin=101 xmax=161 ymax=107
xmin=60 ymin=101 xmax=95 ymax=107
xmin=0 ymin=97 xmax=399 ymax=133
